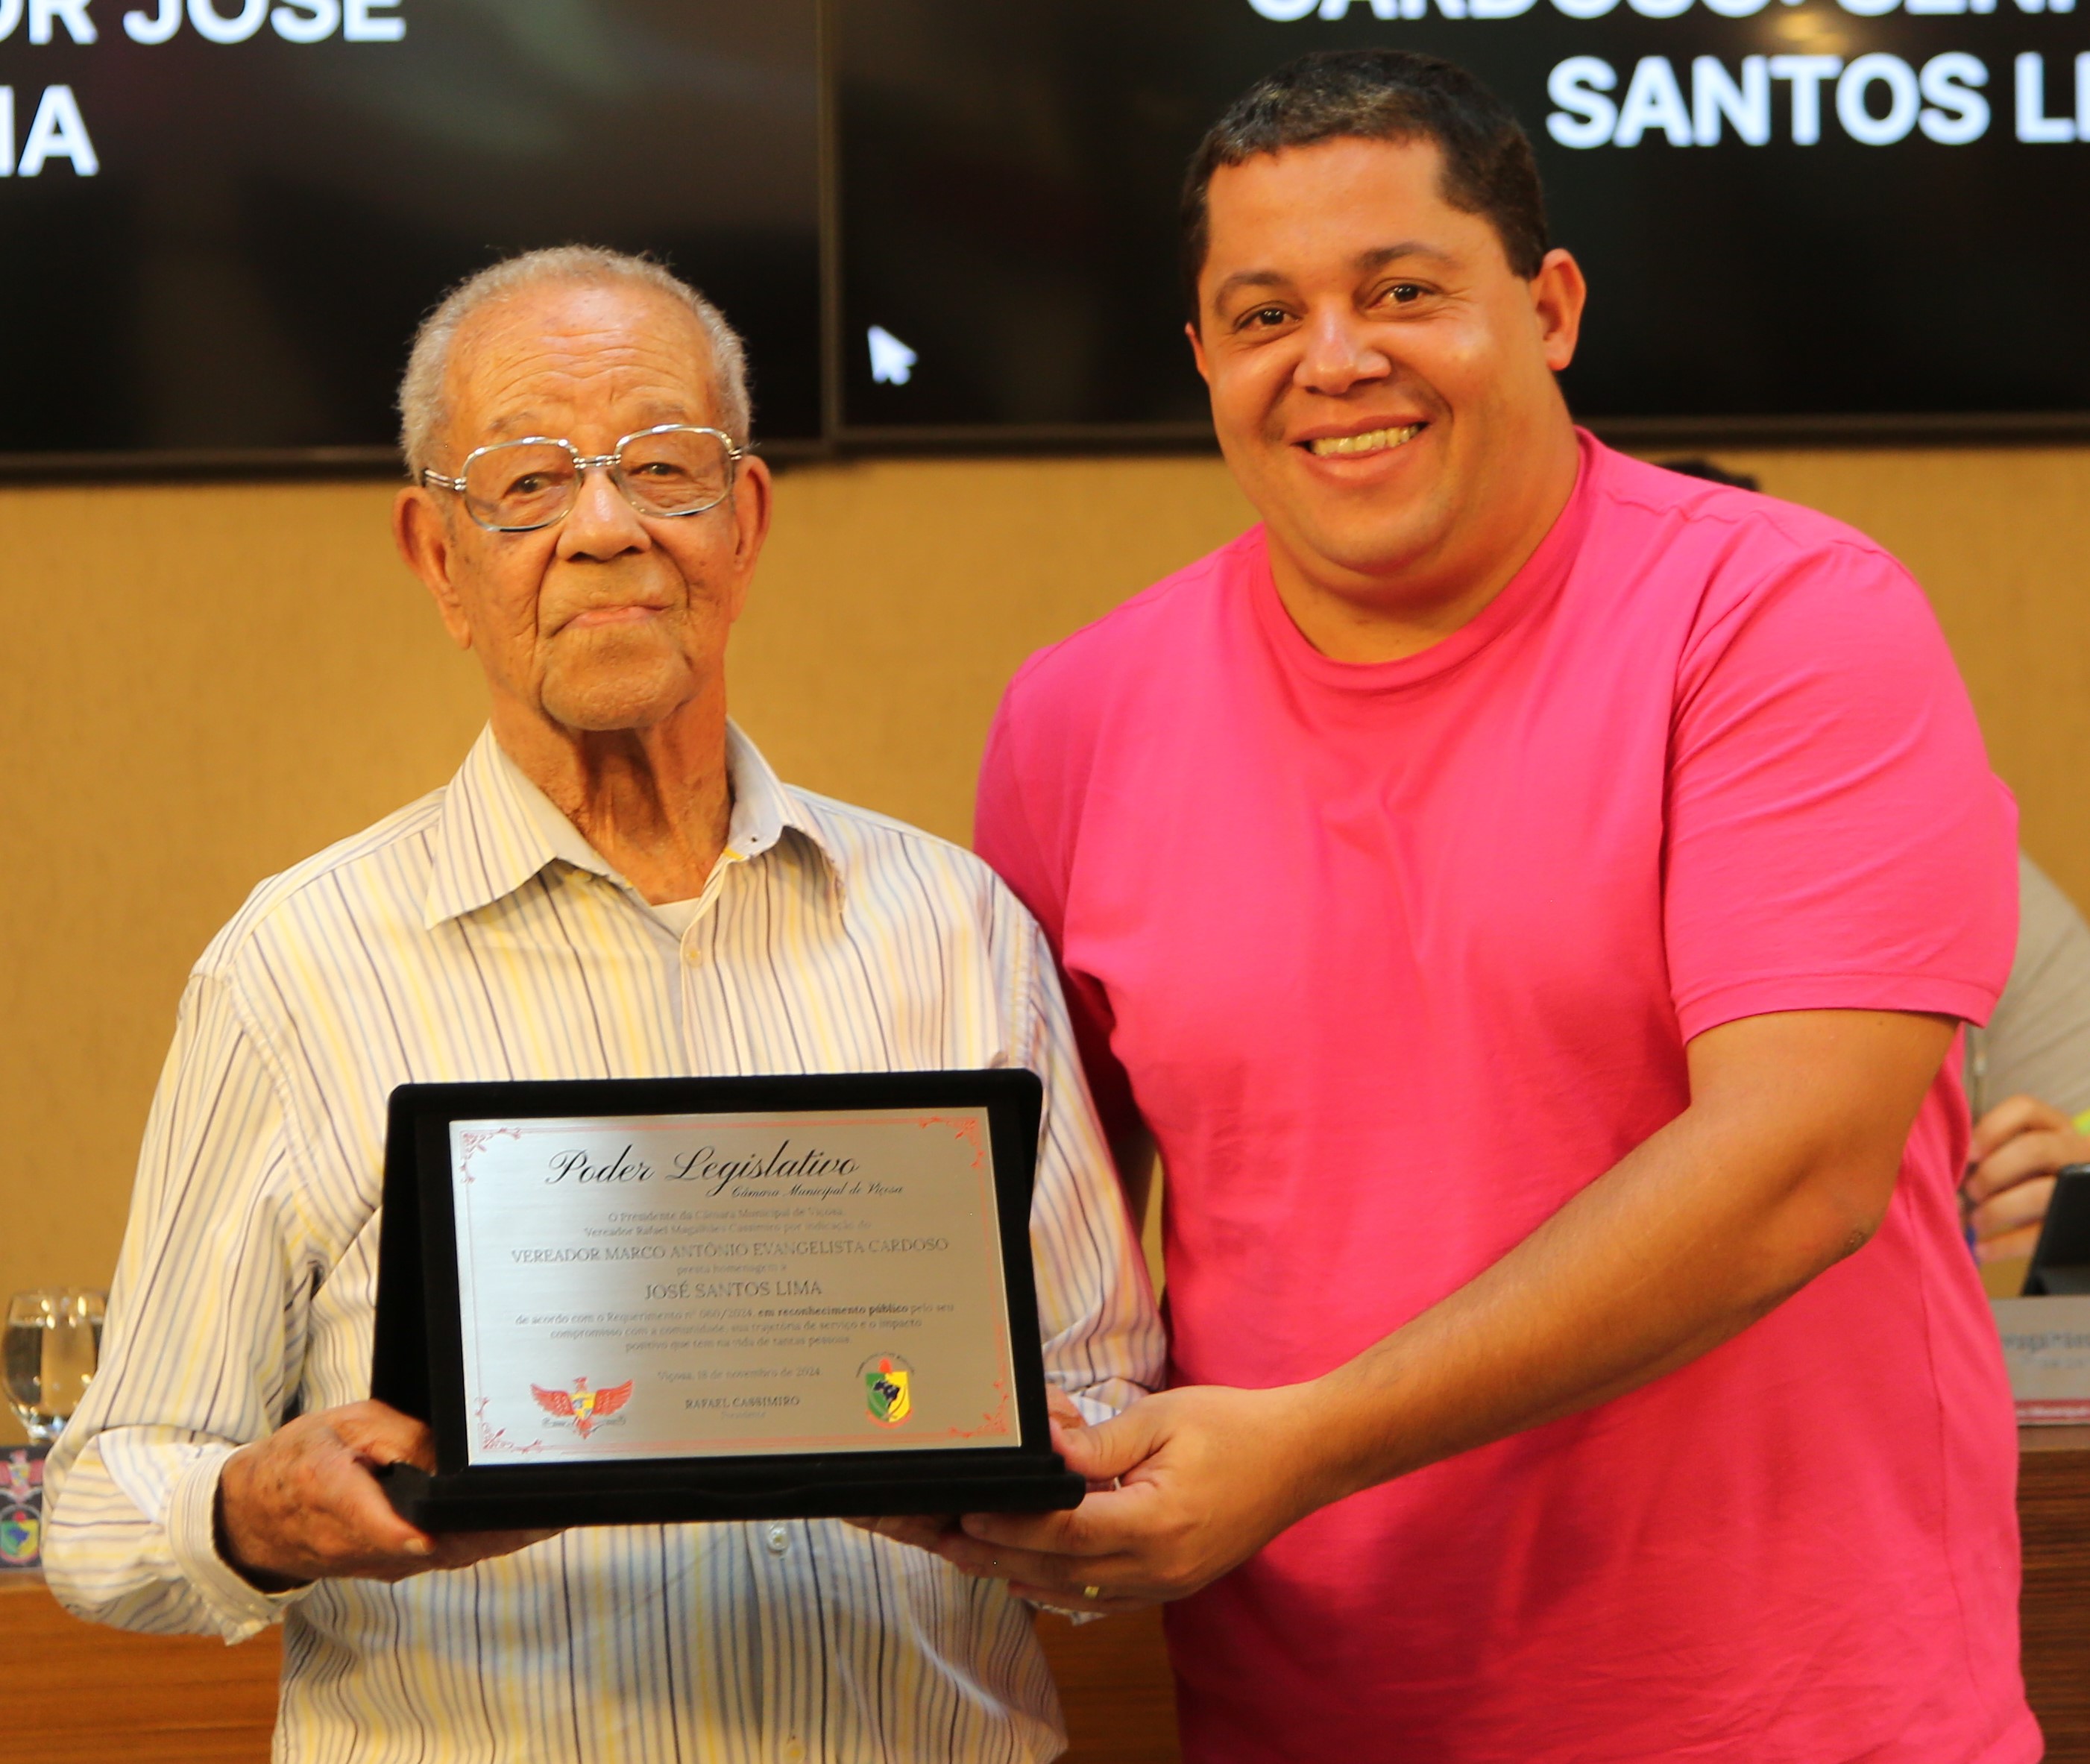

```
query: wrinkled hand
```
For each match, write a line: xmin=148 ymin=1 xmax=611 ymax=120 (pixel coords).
xmin=927 ymin=1383 xmax=1325 ymax=1613
xmin=215 ymin=1400 xmax=556 ymax=1590
xmin=1965 ymin=1094 xmax=2089 ymax=1263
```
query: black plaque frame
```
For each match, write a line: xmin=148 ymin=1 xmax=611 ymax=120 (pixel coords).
xmin=371 ymin=1069 xmax=1082 ymax=1531
xmin=2024 ymin=1165 xmax=2090 ymax=1299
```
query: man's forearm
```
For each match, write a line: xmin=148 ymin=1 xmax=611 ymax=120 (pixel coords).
xmin=933 ymin=1009 xmax=1954 ymax=1609
xmin=1293 ymin=1109 xmax=1856 ymax=1508
xmin=1289 ymin=1009 xmax=1952 ymax=1513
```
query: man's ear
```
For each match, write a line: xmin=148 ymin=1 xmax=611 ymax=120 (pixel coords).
xmin=1531 ymin=248 xmax=1587 ymax=376
xmin=723 ymin=454 xmax=773 ymax=626
xmin=1186 ymin=320 xmax=1212 ymax=387
xmin=394 ymin=487 xmax=474 ymax=652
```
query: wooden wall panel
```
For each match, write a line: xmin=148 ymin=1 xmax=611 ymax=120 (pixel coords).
xmin=2022 ymin=1428 xmax=2090 ymax=1762
xmin=0 ymin=1579 xmax=277 ymax=1763
xmin=1040 ymin=1608 xmax=1181 ymax=1764
xmin=5 ymin=447 xmax=2089 ymax=1341
xmin=1 ymin=448 xmax=2086 ymax=1762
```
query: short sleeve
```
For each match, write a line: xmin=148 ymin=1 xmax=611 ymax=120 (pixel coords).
xmin=1974 ymin=855 xmax=2090 ymax=1116
xmin=975 ymin=684 xmax=1145 ymax=1149
xmin=1663 ymin=541 xmax=2017 ymax=1044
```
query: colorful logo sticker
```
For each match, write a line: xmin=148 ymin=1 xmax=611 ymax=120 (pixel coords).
xmin=2 ymin=1450 xmax=42 ymax=1503
xmin=860 ymin=1355 xmax=913 ymax=1427
xmin=530 ymin=1376 xmax=635 ymax=1439
xmin=0 ymin=1510 xmax=39 ymax=1567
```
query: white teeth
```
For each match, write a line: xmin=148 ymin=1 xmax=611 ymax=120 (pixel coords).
xmin=1308 ymin=423 xmax=1423 ymax=458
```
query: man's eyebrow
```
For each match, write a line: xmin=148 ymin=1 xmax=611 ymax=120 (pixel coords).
xmin=1209 ymin=242 xmax=1456 ymax=309
xmin=1209 ymin=268 xmax=1292 ymax=309
xmin=1353 ymin=241 xmax=1455 ymax=273
xmin=481 ymin=411 xmax=551 ymax=439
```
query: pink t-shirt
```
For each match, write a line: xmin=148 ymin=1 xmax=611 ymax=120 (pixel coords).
xmin=976 ymin=435 xmax=2031 ymax=1764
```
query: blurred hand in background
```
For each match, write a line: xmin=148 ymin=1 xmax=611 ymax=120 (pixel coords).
xmin=1964 ymin=1094 xmax=2089 ymax=1263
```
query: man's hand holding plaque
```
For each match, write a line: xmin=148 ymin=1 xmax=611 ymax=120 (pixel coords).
xmin=215 ymin=1400 xmax=555 ymax=1590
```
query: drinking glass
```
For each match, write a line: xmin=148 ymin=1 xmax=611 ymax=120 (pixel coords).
xmin=4 ymin=1291 xmax=105 ymax=1445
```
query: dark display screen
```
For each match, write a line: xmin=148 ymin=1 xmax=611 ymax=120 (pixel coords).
xmin=0 ymin=0 xmax=821 ymax=462
xmin=5 ymin=0 xmax=2086 ymax=462
xmin=832 ymin=0 xmax=2090 ymax=438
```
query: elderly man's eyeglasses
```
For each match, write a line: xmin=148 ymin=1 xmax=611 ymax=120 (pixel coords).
xmin=419 ymin=424 xmax=744 ymax=533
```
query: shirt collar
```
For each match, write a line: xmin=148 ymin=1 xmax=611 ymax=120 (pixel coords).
xmin=423 ymin=722 xmax=842 ymax=929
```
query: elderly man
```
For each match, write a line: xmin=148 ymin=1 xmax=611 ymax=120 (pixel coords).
xmin=45 ymin=246 xmax=1159 ymax=1763
xmin=938 ymin=48 xmax=2031 ymax=1764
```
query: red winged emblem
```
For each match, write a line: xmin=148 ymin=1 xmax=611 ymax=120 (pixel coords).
xmin=531 ymin=1376 xmax=635 ymax=1438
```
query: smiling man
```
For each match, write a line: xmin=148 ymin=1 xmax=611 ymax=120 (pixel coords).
xmin=955 ymin=50 xmax=2034 ymax=1764
xmin=44 ymin=248 xmax=1159 ymax=1762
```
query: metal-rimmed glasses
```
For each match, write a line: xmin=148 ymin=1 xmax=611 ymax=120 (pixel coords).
xmin=419 ymin=423 xmax=745 ymax=534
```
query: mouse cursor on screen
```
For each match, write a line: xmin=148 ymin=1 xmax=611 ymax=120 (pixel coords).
xmin=868 ymin=326 xmax=918 ymax=386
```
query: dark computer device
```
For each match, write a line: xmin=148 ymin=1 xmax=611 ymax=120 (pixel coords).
xmin=2024 ymin=1165 xmax=2090 ymax=1298
xmin=831 ymin=0 xmax=2090 ymax=444
xmin=11 ymin=1 xmax=2090 ymax=464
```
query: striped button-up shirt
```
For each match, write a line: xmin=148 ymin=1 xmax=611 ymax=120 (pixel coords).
xmin=45 ymin=724 xmax=1161 ymax=1764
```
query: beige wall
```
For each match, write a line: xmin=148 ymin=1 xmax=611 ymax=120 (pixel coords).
xmin=1 ymin=444 xmax=2086 ymax=1426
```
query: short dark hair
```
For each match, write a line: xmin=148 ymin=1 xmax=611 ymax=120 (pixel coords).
xmin=1181 ymin=49 xmax=1550 ymax=321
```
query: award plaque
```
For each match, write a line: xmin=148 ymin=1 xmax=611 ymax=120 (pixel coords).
xmin=370 ymin=1070 xmax=1083 ymax=1530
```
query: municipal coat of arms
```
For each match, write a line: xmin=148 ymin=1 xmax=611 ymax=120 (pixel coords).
xmin=531 ymin=1376 xmax=635 ymax=1439
xmin=860 ymin=1355 xmax=913 ymax=1426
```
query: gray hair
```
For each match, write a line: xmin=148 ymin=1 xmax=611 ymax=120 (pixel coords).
xmin=397 ymin=246 xmax=752 ymax=476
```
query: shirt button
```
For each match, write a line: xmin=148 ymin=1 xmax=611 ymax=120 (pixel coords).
xmin=765 ymin=1522 xmax=790 ymax=1556
xmin=682 ymin=942 xmax=704 ymax=966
